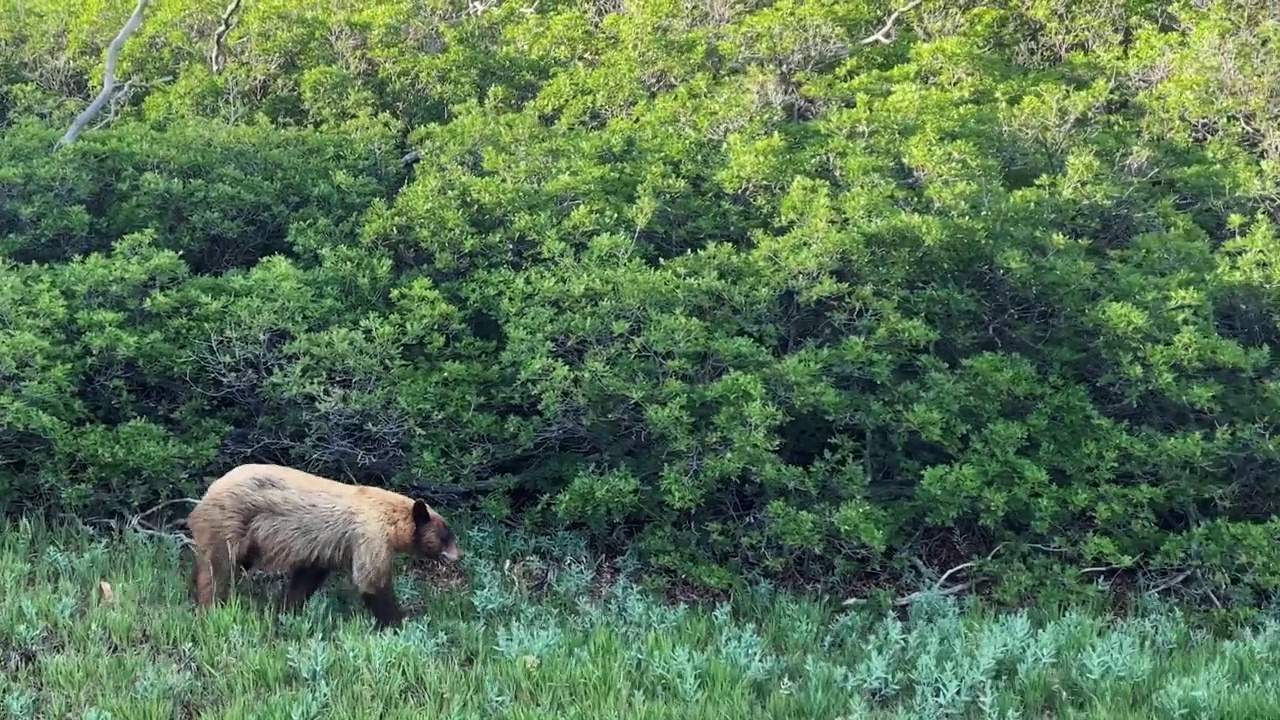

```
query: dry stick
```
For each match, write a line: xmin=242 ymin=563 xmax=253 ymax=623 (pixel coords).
xmin=1146 ymin=569 xmax=1194 ymax=596
xmin=843 ymin=542 xmax=1006 ymax=607
xmin=123 ymin=497 xmax=200 ymax=547
xmin=893 ymin=581 xmax=974 ymax=607
xmin=128 ymin=516 xmax=195 ymax=547
xmin=211 ymin=0 xmax=243 ymax=75
xmin=133 ymin=497 xmax=200 ymax=524
xmin=858 ymin=0 xmax=922 ymax=45
xmin=55 ymin=0 xmax=150 ymax=149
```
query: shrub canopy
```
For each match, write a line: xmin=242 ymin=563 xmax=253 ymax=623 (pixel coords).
xmin=3 ymin=0 xmax=1280 ymax=601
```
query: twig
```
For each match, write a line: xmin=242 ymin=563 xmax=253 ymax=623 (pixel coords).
xmin=211 ymin=0 xmax=243 ymax=75
xmin=134 ymin=497 xmax=200 ymax=524
xmin=843 ymin=542 xmax=1006 ymax=607
xmin=54 ymin=0 xmax=150 ymax=149
xmin=127 ymin=511 xmax=194 ymax=547
xmin=122 ymin=497 xmax=200 ymax=547
xmin=1025 ymin=543 xmax=1072 ymax=553
xmin=858 ymin=0 xmax=921 ymax=45
xmin=933 ymin=558 xmax=975 ymax=587
xmin=893 ymin=581 xmax=973 ymax=606
xmin=1146 ymin=569 xmax=1194 ymax=596
xmin=128 ymin=519 xmax=194 ymax=547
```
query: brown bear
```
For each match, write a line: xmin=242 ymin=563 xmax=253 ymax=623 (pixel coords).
xmin=186 ymin=463 xmax=462 ymax=629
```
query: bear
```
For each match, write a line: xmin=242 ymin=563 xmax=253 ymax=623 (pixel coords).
xmin=185 ymin=463 xmax=462 ymax=629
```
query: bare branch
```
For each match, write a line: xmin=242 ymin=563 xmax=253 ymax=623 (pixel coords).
xmin=128 ymin=516 xmax=195 ymax=547
xmin=54 ymin=0 xmax=150 ymax=150
xmin=128 ymin=498 xmax=198 ymax=547
xmin=211 ymin=0 xmax=243 ymax=75
xmin=858 ymin=0 xmax=921 ymax=46
xmin=1146 ymin=569 xmax=1194 ymax=596
xmin=1024 ymin=543 xmax=1071 ymax=553
xmin=86 ymin=498 xmax=198 ymax=547
xmin=893 ymin=581 xmax=973 ymax=606
xmin=133 ymin=497 xmax=200 ymax=524
xmin=843 ymin=542 xmax=1006 ymax=607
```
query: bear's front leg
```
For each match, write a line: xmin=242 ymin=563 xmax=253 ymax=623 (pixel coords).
xmin=360 ymin=583 xmax=404 ymax=629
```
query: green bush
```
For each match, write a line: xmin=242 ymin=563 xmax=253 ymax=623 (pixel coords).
xmin=3 ymin=0 xmax=1280 ymax=604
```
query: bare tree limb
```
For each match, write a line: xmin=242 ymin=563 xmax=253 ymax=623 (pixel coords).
xmin=859 ymin=0 xmax=921 ymax=46
xmin=1146 ymin=569 xmax=1194 ymax=596
xmin=211 ymin=0 xmax=243 ymax=75
xmin=893 ymin=581 xmax=973 ymax=606
xmin=54 ymin=0 xmax=150 ymax=150
xmin=85 ymin=497 xmax=199 ymax=547
xmin=843 ymin=542 xmax=1006 ymax=607
xmin=133 ymin=497 xmax=200 ymax=525
xmin=128 ymin=513 xmax=195 ymax=547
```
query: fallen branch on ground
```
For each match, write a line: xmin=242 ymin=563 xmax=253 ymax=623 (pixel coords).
xmin=127 ymin=515 xmax=194 ymax=547
xmin=1146 ymin=569 xmax=1194 ymax=596
xmin=843 ymin=542 xmax=1006 ymax=607
xmin=114 ymin=498 xmax=200 ymax=547
xmin=133 ymin=497 xmax=200 ymax=525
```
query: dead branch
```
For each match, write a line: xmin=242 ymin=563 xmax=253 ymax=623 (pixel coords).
xmin=128 ymin=516 xmax=195 ymax=547
xmin=843 ymin=542 xmax=1006 ymax=607
xmin=125 ymin=497 xmax=200 ymax=547
xmin=87 ymin=510 xmax=194 ymax=548
xmin=84 ymin=74 xmax=172 ymax=133
xmin=1025 ymin=543 xmax=1071 ymax=553
xmin=1146 ymin=569 xmax=1194 ymax=596
xmin=858 ymin=0 xmax=921 ymax=46
xmin=127 ymin=499 xmax=199 ymax=543
xmin=133 ymin=497 xmax=200 ymax=524
xmin=893 ymin=581 xmax=974 ymax=606
xmin=54 ymin=0 xmax=150 ymax=150
xmin=211 ymin=0 xmax=243 ymax=75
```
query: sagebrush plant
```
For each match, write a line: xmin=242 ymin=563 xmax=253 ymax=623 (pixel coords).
xmin=4 ymin=0 xmax=1280 ymax=603
xmin=4 ymin=519 xmax=1280 ymax=718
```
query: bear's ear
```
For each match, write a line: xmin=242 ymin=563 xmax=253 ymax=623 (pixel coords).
xmin=412 ymin=499 xmax=430 ymax=528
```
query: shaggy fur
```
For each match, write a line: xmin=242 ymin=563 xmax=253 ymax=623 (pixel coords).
xmin=186 ymin=463 xmax=462 ymax=628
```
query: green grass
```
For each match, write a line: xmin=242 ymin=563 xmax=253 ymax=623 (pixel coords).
xmin=3 ymin=519 xmax=1280 ymax=719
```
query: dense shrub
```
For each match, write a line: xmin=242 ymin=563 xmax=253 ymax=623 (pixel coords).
xmin=3 ymin=0 xmax=1280 ymax=604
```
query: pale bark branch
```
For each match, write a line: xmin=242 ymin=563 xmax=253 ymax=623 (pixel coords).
xmin=211 ymin=0 xmax=243 ymax=75
xmin=54 ymin=0 xmax=150 ymax=150
xmin=859 ymin=0 xmax=921 ymax=46
xmin=842 ymin=542 xmax=1006 ymax=607
xmin=1146 ymin=569 xmax=1194 ymax=596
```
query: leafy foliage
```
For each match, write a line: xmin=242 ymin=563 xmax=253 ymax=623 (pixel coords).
xmin=3 ymin=0 xmax=1280 ymax=603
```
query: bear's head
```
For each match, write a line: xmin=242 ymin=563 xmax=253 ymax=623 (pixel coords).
xmin=412 ymin=499 xmax=462 ymax=562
